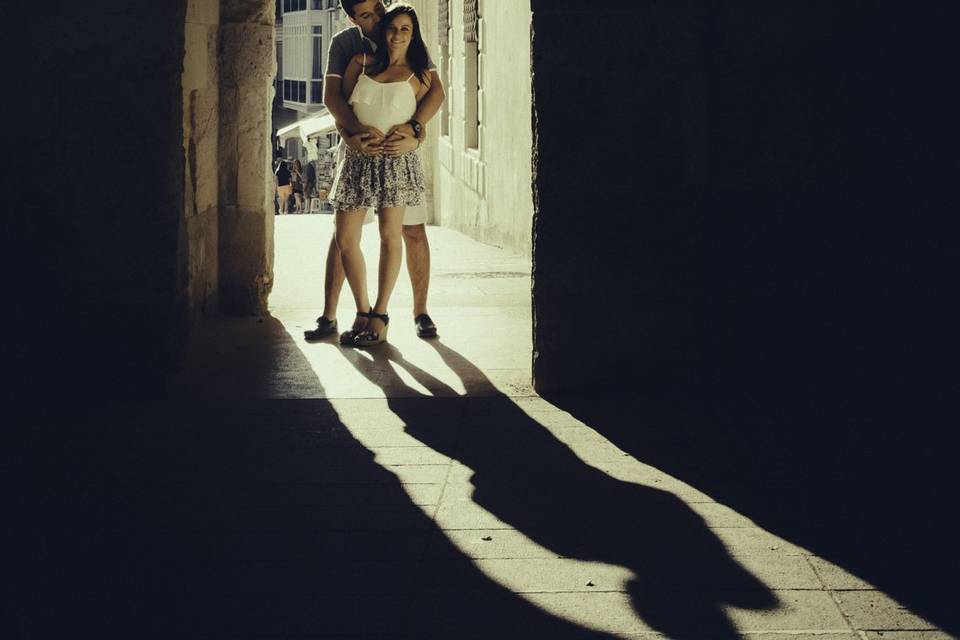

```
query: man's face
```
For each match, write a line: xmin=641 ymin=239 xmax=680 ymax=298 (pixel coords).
xmin=348 ymin=0 xmax=386 ymax=39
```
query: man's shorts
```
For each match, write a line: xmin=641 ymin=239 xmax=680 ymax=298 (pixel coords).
xmin=361 ymin=205 xmax=427 ymax=226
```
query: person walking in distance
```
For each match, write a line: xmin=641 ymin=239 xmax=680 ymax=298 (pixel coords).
xmin=291 ymin=159 xmax=305 ymax=214
xmin=275 ymin=159 xmax=292 ymax=215
xmin=304 ymin=0 xmax=444 ymax=343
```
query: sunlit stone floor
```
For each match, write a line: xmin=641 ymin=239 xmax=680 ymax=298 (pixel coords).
xmin=141 ymin=215 xmax=950 ymax=638
xmin=173 ymin=215 xmax=533 ymax=399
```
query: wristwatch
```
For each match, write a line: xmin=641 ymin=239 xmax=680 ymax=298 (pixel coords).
xmin=408 ymin=119 xmax=423 ymax=138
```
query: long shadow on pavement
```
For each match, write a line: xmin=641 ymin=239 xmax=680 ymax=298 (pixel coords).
xmin=550 ymin=383 xmax=960 ymax=633
xmin=339 ymin=339 xmax=778 ymax=639
xmin=12 ymin=316 xmax=618 ymax=640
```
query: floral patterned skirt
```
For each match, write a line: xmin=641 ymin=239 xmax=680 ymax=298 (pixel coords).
xmin=328 ymin=147 xmax=424 ymax=211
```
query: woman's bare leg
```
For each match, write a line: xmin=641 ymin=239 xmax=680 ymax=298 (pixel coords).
xmin=334 ymin=208 xmax=371 ymax=332
xmin=368 ymin=206 xmax=405 ymax=336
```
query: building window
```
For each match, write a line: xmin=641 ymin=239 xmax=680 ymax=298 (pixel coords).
xmin=439 ymin=0 xmax=450 ymax=137
xmin=283 ymin=79 xmax=307 ymax=103
xmin=283 ymin=0 xmax=307 ymax=13
xmin=312 ymin=26 xmax=323 ymax=104
xmin=463 ymin=1 xmax=480 ymax=149
xmin=276 ymin=42 xmax=284 ymax=97
xmin=311 ymin=0 xmax=322 ymax=8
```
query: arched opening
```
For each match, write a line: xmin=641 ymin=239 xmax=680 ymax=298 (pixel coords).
xmin=194 ymin=0 xmax=537 ymax=399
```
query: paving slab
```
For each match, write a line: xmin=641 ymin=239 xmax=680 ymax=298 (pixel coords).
xmin=863 ymin=633 xmax=956 ymax=639
xmin=835 ymin=590 xmax=939 ymax=631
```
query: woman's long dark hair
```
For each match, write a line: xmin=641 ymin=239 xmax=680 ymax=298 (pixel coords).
xmin=372 ymin=3 xmax=431 ymax=84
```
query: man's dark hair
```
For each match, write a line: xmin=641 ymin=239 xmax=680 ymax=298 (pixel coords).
xmin=371 ymin=4 xmax=431 ymax=83
xmin=340 ymin=0 xmax=365 ymax=17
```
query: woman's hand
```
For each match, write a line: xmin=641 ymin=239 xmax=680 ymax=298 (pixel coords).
xmin=381 ymin=130 xmax=419 ymax=156
xmin=386 ymin=122 xmax=424 ymax=141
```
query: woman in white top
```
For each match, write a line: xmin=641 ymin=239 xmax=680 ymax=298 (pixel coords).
xmin=327 ymin=3 xmax=433 ymax=347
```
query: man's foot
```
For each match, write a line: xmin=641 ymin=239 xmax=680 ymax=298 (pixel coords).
xmin=304 ymin=316 xmax=337 ymax=341
xmin=414 ymin=313 xmax=437 ymax=338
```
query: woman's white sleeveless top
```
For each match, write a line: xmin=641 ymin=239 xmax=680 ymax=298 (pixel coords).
xmin=349 ymin=56 xmax=417 ymax=134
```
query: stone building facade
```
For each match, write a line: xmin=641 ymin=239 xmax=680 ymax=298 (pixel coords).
xmin=406 ymin=0 xmax=534 ymax=255
xmin=278 ymin=0 xmax=349 ymax=114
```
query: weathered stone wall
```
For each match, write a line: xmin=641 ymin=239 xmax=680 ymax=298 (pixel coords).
xmin=181 ymin=0 xmax=221 ymax=321
xmin=4 ymin=1 xmax=189 ymax=400
xmin=219 ymin=0 xmax=277 ymax=314
xmin=426 ymin=0 xmax=534 ymax=255
xmin=403 ymin=0 xmax=438 ymax=226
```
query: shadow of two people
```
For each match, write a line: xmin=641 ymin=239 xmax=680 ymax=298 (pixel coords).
xmin=338 ymin=340 xmax=779 ymax=639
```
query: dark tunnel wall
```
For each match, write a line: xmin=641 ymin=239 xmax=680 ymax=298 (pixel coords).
xmin=531 ymin=2 xmax=960 ymax=629
xmin=531 ymin=1 xmax=960 ymax=406
xmin=4 ymin=2 xmax=189 ymax=402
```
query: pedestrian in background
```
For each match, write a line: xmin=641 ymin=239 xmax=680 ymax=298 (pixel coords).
xmin=305 ymin=160 xmax=318 ymax=209
xmin=275 ymin=159 xmax=292 ymax=214
xmin=292 ymin=159 xmax=305 ymax=213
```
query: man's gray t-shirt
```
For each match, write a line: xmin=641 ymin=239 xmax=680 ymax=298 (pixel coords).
xmin=325 ymin=26 xmax=435 ymax=78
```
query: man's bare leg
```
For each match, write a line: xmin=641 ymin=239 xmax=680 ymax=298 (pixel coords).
xmin=322 ymin=234 xmax=346 ymax=321
xmin=402 ymin=223 xmax=436 ymax=336
xmin=305 ymin=217 xmax=360 ymax=341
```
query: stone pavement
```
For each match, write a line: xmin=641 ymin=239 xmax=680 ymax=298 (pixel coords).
xmin=17 ymin=217 xmax=954 ymax=638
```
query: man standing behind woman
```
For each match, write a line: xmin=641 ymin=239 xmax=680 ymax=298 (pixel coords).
xmin=304 ymin=0 xmax=445 ymax=344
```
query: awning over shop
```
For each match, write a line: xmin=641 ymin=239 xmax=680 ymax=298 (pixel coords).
xmin=277 ymin=111 xmax=337 ymax=145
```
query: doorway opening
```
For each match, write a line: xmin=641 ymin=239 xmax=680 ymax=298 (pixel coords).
xmin=265 ymin=0 xmax=535 ymax=399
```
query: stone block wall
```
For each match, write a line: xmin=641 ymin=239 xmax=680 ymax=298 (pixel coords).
xmin=218 ymin=3 xmax=277 ymax=314
xmin=5 ymin=0 xmax=281 ymax=401
xmin=181 ymin=0 xmax=221 ymax=323
xmin=411 ymin=0 xmax=534 ymax=255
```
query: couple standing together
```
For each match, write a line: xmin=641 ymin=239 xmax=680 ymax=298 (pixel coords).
xmin=304 ymin=0 xmax=445 ymax=347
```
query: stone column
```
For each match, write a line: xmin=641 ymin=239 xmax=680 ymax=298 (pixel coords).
xmin=181 ymin=0 xmax=221 ymax=322
xmin=218 ymin=0 xmax=276 ymax=314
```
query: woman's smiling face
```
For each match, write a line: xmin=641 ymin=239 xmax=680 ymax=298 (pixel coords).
xmin=384 ymin=13 xmax=414 ymax=53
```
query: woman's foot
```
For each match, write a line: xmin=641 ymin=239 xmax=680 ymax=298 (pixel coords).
xmin=340 ymin=309 xmax=372 ymax=346
xmin=355 ymin=311 xmax=389 ymax=347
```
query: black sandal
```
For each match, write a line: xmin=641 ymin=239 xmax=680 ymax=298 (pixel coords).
xmin=355 ymin=310 xmax=390 ymax=347
xmin=304 ymin=316 xmax=338 ymax=341
xmin=340 ymin=309 xmax=372 ymax=346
